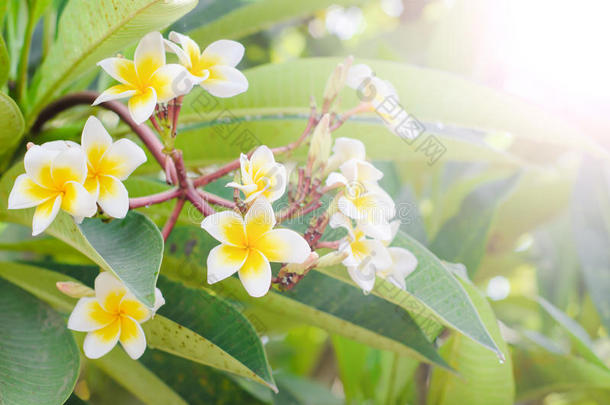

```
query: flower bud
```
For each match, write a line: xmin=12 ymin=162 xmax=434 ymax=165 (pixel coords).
xmin=308 ymin=114 xmax=332 ymax=171
xmin=322 ymin=56 xmax=353 ymax=102
xmin=281 ymin=252 xmax=319 ymax=275
xmin=317 ymin=250 xmax=349 ymax=268
xmin=56 ymin=281 xmax=95 ymax=298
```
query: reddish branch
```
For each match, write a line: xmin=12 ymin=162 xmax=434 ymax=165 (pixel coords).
xmin=129 ymin=188 xmax=182 ymax=209
xmin=162 ymin=198 xmax=185 ymax=240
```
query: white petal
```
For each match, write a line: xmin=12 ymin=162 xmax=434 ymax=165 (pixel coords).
xmin=340 ymin=159 xmax=383 ymax=184
xmin=250 ymin=146 xmax=275 ymax=175
xmin=92 ymin=85 xmax=137 ymax=106
xmin=244 ymin=197 xmax=276 ymax=240
xmin=150 ymin=63 xmax=199 ymax=102
xmin=239 ymin=153 xmax=253 ymax=184
xmin=386 ymin=220 xmax=401 ymax=244
xmin=206 ymin=244 xmax=248 ymax=284
xmin=252 ymin=229 xmax=311 ymax=264
xmin=99 ymin=138 xmax=147 ymax=180
xmin=388 ymin=247 xmax=418 ymax=279
xmin=95 ymin=272 xmax=127 ymax=313
xmin=326 ymin=172 xmax=348 ymax=187
xmin=60 ymin=181 xmax=97 ymax=218
xmin=51 ymin=147 xmax=88 ymax=185
xmin=97 ymin=175 xmax=129 ymax=218
xmin=201 ymin=65 xmax=248 ymax=97
xmin=82 ymin=116 xmax=112 ymax=164
xmin=152 ymin=288 xmax=165 ymax=313
xmin=83 ymin=319 xmax=121 ymax=359
xmin=134 ymin=31 xmax=165 ymax=83
xmin=358 ymin=219 xmax=393 ymax=241
xmin=346 ymin=64 xmax=373 ymax=89
xmin=67 ymin=297 xmax=116 ymax=332
xmin=8 ymin=174 xmax=55 ymax=209
xmin=201 ymin=39 xmax=245 ymax=67
xmin=347 ymin=266 xmax=376 ymax=293
xmin=238 ymin=249 xmax=271 ymax=297
xmin=364 ymin=240 xmax=393 ymax=269
xmin=334 ymin=137 xmax=366 ymax=161
xmin=164 ymin=37 xmax=191 ymax=67
xmin=96 ymin=58 xmax=138 ymax=86
xmin=128 ymin=87 xmax=157 ymax=125
xmin=329 ymin=212 xmax=354 ymax=240
xmin=201 ymin=210 xmax=246 ymax=247
xmin=337 ymin=196 xmax=362 ymax=220
xmin=168 ymin=31 xmax=201 ymax=65
xmin=24 ymin=145 xmax=59 ymax=188
xmin=119 ymin=316 xmax=147 ymax=360
xmin=32 ymin=195 xmax=62 ymax=236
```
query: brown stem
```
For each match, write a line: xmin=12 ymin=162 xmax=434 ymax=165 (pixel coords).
xmin=129 ymin=188 xmax=182 ymax=209
xmin=314 ymin=240 xmax=340 ymax=249
xmin=192 ymin=159 xmax=241 ymax=187
xmin=171 ymin=95 xmax=184 ymax=137
xmin=162 ymin=198 xmax=185 ymax=241
xmin=198 ymin=190 xmax=236 ymax=209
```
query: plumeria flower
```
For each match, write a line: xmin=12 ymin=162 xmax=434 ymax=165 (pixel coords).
xmin=8 ymin=141 xmax=97 ymax=236
xmin=346 ymin=63 xmax=398 ymax=110
xmin=375 ymin=221 xmax=418 ymax=290
xmin=201 ymin=198 xmax=311 ymax=297
xmin=227 ymin=145 xmax=287 ymax=203
xmin=326 ymin=159 xmax=395 ymax=239
xmin=94 ymin=31 xmax=198 ymax=124
xmin=67 ymin=272 xmax=165 ymax=360
xmin=165 ymin=31 xmax=248 ymax=97
xmin=326 ymin=137 xmax=366 ymax=174
xmin=330 ymin=213 xmax=392 ymax=293
xmin=81 ymin=116 xmax=147 ymax=218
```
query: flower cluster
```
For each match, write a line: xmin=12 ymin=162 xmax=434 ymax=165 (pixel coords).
xmin=8 ymin=116 xmax=146 ymax=235
xmin=94 ymin=31 xmax=248 ymax=124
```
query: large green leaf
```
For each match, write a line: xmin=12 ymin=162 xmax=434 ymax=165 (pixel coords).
xmin=0 ymin=261 xmax=278 ymax=391
xmin=188 ymin=0 xmax=363 ymax=44
xmin=572 ymin=159 xmax=610 ymax=332
xmin=161 ymin=225 xmax=449 ymax=369
xmin=316 ymin=230 xmax=502 ymax=358
xmin=0 ymin=164 xmax=164 ymax=307
xmin=0 ymin=91 xmax=25 ymax=161
xmin=514 ymin=348 xmax=610 ymax=401
xmin=0 ymin=277 xmax=80 ymax=405
xmin=427 ymin=277 xmax=514 ymax=405
xmin=537 ymin=297 xmax=608 ymax=369
xmin=72 ymin=334 xmax=188 ymax=405
xmin=26 ymin=0 xmax=197 ymax=122
xmin=430 ymin=173 xmax=519 ymax=276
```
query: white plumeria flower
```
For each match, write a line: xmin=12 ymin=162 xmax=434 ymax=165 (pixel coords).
xmin=201 ymin=198 xmax=311 ymax=297
xmin=326 ymin=159 xmax=395 ymax=240
xmin=165 ymin=31 xmax=248 ymax=98
xmin=227 ymin=145 xmax=287 ymax=203
xmin=346 ymin=63 xmax=398 ymax=110
xmin=330 ymin=213 xmax=392 ymax=293
xmin=326 ymin=137 xmax=366 ymax=174
xmin=94 ymin=31 xmax=198 ymax=124
xmin=8 ymin=141 xmax=97 ymax=236
xmin=67 ymin=272 xmax=165 ymax=360
xmin=375 ymin=220 xmax=418 ymax=290
xmin=81 ymin=116 xmax=147 ymax=218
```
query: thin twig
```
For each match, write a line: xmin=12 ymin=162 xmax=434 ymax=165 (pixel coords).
xmin=162 ymin=198 xmax=185 ymax=240
xmin=129 ymin=188 xmax=182 ymax=209
xmin=198 ymin=190 xmax=236 ymax=209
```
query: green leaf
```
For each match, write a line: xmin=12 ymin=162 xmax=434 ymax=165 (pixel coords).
xmin=144 ymin=276 xmax=277 ymax=391
xmin=273 ymin=372 xmax=343 ymax=405
xmin=140 ymin=350 xmax=267 ymax=405
xmin=161 ymin=225 xmax=449 ymax=369
xmin=427 ymin=277 xmax=514 ymax=405
xmin=572 ymin=159 xmax=610 ymax=332
xmin=188 ymin=0 xmax=363 ymax=44
xmin=72 ymin=334 xmax=189 ymax=405
xmin=0 ymin=91 xmax=25 ymax=160
xmin=0 ymin=34 xmax=8 ymax=86
xmin=0 ymin=165 xmax=163 ymax=307
xmin=26 ymin=0 xmax=197 ymax=122
xmin=513 ymin=348 xmax=610 ymax=401
xmin=317 ymin=230 xmax=502 ymax=357
xmin=430 ymin=173 xmax=519 ymax=276
xmin=0 ymin=277 xmax=80 ymax=405
xmin=537 ymin=296 xmax=608 ymax=369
